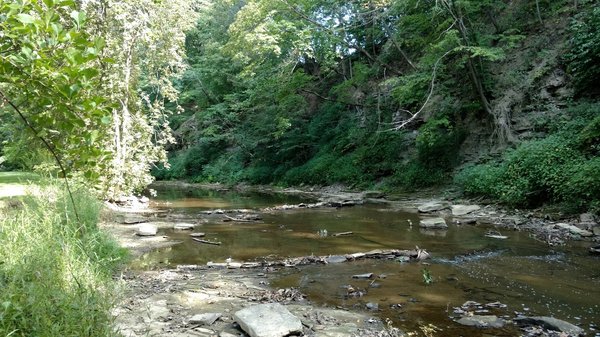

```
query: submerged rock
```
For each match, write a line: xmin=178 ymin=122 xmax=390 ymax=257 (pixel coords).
xmin=234 ymin=303 xmax=302 ymax=337
xmin=366 ymin=302 xmax=379 ymax=311
xmin=514 ymin=316 xmax=584 ymax=336
xmin=451 ymin=204 xmax=481 ymax=216
xmin=456 ymin=315 xmax=505 ymax=328
xmin=326 ymin=255 xmax=347 ymax=264
xmin=136 ymin=224 xmax=157 ymax=236
xmin=419 ymin=217 xmax=448 ymax=229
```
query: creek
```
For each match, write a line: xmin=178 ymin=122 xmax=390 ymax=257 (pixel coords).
xmin=133 ymin=184 xmax=600 ymax=336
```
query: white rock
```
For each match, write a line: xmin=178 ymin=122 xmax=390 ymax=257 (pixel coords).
xmin=451 ymin=204 xmax=481 ymax=216
xmin=234 ymin=303 xmax=302 ymax=337
xmin=136 ymin=224 xmax=157 ymax=236
xmin=189 ymin=312 xmax=222 ymax=325
xmin=419 ymin=217 xmax=448 ymax=229
xmin=174 ymin=223 xmax=195 ymax=230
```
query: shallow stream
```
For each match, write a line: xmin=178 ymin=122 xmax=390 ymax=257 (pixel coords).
xmin=134 ymin=185 xmax=600 ymax=335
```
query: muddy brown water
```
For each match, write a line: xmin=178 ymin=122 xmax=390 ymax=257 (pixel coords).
xmin=134 ymin=186 xmax=600 ymax=336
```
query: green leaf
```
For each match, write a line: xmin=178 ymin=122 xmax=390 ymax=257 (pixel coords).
xmin=69 ymin=10 xmax=86 ymax=28
xmin=16 ymin=14 xmax=35 ymax=24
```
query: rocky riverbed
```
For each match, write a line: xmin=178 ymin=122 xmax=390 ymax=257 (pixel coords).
xmin=101 ymin=182 xmax=598 ymax=337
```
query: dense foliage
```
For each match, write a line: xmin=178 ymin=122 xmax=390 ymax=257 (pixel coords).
xmin=0 ymin=0 xmax=195 ymax=198
xmin=456 ymin=102 xmax=600 ymax=212
xmin=155 ymin=0 xmax=598 ymax=212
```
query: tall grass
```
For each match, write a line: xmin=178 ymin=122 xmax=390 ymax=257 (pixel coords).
xmin=0 ymin=182 xmax=126 ymax=336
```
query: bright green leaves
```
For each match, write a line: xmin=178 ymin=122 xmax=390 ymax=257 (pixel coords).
xmin=456 ymin=46 xmax=505 ymax=62
xmin=69 ymin=10 xmax=86 ymax=29
xmin=0 ymin=0 xmax=111 ymax=184
xmin=16 ymin=13 xmax=36 ymax=24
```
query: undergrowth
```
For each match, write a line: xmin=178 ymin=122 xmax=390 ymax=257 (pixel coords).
xmin=0 ymin=181 xmax=126 ymax=336
xmin=455 ymin=102 xmax=600 ymax=213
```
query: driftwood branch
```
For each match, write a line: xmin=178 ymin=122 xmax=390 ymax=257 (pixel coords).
xmin=332 ymin=231 xmax=353 ymax=237
xmin=223 ymin=214 xmax=254 ymax=222
xmin=192 ymin=238 xmax=222 ymax=245
xmin=185 ymin=248 xmax=430 ymax=270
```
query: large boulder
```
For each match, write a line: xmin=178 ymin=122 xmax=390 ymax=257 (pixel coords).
xmin=234 ymin=303 xmax=302 ymax=337
xmin=451 ymin=204 xmax=481 ymax=216
xmin=514 ymin=316 xmax=584 ymax=336
xmin=419 ymin=217 xmax=448 ymax=229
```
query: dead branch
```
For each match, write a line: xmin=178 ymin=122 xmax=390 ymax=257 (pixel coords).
xmin=192 ymin=238 xmax=222 ymax=245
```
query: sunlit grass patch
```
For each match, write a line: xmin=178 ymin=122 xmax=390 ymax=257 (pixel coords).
xmin=0 ymin=181 xmax=126 ymax=336
xmin=0 ymin=172 xmax=39 ymax=198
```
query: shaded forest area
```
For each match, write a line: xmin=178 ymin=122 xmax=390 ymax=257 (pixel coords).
xmin=154 ymin=0 xmax=599 ymax=213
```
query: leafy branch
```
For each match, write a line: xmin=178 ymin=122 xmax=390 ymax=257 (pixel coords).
xmin=0 ymin=90 xmax=81 ymax=224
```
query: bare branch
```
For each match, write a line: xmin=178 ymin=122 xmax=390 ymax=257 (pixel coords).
xmin=386 ymin=49 xmax=452 ymax=131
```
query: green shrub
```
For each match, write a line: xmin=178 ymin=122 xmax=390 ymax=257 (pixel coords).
xmin=559 ymin=156 xmax=600 ymax=211
xmin=565 ymin=5 xmax=600 ymax=96
xmin=416 ymin=117 xmax=464 ymax=171
xmin=454 ymin=163 xmax=505 ymax=197
xmin=391 ymin=162 xmax=448 ymax=189
xmin=0 ymin=183 xmax=126 ymax=336
xmin=456 ymin=133 xmax=599 ymax=211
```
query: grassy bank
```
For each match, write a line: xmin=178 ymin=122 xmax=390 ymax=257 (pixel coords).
xmin=0 ymin=173 xmax=126 ymax=336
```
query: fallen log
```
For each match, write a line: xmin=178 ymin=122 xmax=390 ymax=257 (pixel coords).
xmin=185 ymin=248 xmax=429 ymax=270
xmin=192 ymin=238 xmax=222 ymax=245
xmin=223 ymin=214 xmax=262 ymax=222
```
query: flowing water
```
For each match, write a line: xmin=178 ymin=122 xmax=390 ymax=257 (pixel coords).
xmin=134 ymin=185 xmax=600 ymax=335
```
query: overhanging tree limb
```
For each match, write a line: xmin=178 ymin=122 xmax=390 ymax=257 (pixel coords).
xmin=0 ymin=89 xmax=81 ymax=225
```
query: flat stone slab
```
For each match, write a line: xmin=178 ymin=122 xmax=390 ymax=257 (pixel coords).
xmin=419 ymin=217 xmax=448 ymax=229
xmin=555 ymin=223 xmax=593 ymax=237
xmin=418 ymin=201 xmax=449 ymax=213
xmin=136 ymin=224 xmax=157 ymax=236
xmin=189 ymin=312 xmax=222 ymax=325
xmin=326 ymin=255 xmax=347 ymax=264
xmin=451 ymin=204 xmax=481 ymax=216
xmin=174 ymin=223 xmax=195 ymax=230
xmin=234 ymin=303 xmax=302 ymax=337
xmin=456 ymin=315 xmax=505 ymax=328
xmin=514 ymin=316 xmax=584 ymax=336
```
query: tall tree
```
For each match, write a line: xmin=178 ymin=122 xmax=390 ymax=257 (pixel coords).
xmin=81 ymin=0 xmax=197 ymax=198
